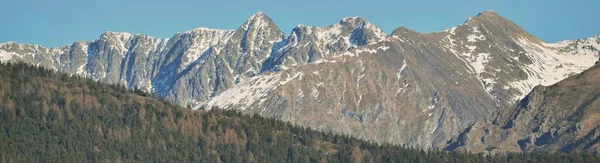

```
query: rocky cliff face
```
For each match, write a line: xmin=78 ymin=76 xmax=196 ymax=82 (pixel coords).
xmin=448 ymin=63 xmax=600 ymax=153
xmin=1 ymin=11 xmax=599 ymax=149
xmin=0 ymin=12 xmax=388 ymax=106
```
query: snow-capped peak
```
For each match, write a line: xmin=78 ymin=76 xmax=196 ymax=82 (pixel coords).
xmin=186 ymin=27 xmax=234 ymax=34
xmin=251 ymin=11 xmax=266 ymax=18
xmin=101 ymin=31 xmax=134 ymax=40
xmin=341 ymin=16 xmax=362 ymax=22
xmin=0 ymin=41 xmax=16 ymax=46
xmin=240 ymin=11 xmax=277 ymax=31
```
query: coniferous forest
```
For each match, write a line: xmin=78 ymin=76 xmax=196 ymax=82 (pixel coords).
xmin=0 ymin=62 xmax=598 ymax=162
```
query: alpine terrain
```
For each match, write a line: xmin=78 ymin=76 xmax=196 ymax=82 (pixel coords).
xmin=448 ymin=61 xmax=600 ymax=154
xmin=1 ymin=11 xmax=598 ymax=150
xmin=3 ymin=62 xmax=597 ymax=162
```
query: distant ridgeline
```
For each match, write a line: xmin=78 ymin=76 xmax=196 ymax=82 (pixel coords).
xmin=0 ymin=62 xmax=598 ymax=162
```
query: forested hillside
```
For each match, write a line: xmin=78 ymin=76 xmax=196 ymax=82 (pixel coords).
xmin=0 ymin=63 xmax=597 ymax=162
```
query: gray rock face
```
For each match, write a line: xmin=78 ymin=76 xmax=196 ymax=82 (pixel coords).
xmin=261 ymin=16 xmax=386 ymax=72
xmin=1 ymin=11 xmax=599 ymax=149
xmin=0 ymin=12 xmax=387 ymax=106
xmin=449 ymin=64 xmax=600 ymax=154
xmin=208 ymin=40 xmax=495 ymax=148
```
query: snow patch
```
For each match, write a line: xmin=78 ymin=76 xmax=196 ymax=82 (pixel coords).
xmin=467 ymin=26 xmax=485 ymax=42
xmin=471 ymin=53 xmax=491 ymax=74
xmin=205 ymin=73 xmax=281 ymax=110
xmin=397 ymin=59 xmax=407 ymax=79
xmin=467 ymin=34 xmax=485 ymax=42
xmin=0 ymin=49 xmax=16 ymax=62
xmin=297 ymin=88 xmax=304 ymax=98
xmin=446 ymin=35 xmax=457 ymax=47
xmin=313 ymin=59 xmax=338 ymax=64
xmin=378 ymin=46 xmax=391 ymax=51
xmin=508 ymin=37 xmax=599 ymax=100
xmin=280 ymin=72 xmax=303 ymax=85
xmin=355 ymin=48 xmax=377 ymax=54
xmin=442 ymin=27 xmax=457 ymax=35
xmin=395 ymin=83 xmax=409 ymax=97
xmin=311 ymin=85 xmax=320 ymax=98
xmin=75 ymin=64 xmax=87 ymax=76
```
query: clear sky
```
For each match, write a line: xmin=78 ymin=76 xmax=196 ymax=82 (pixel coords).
xmin=1 ymin=0 xmax=598 ymax=47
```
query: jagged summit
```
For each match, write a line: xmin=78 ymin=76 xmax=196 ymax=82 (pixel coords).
xmin=250 ymin=11 xmax=266 ymax=18
xmin=340 ymin=16 xmax=385 ymax=34
xmin=186 ymin=27 xmax=234 ymax=33
xmin=477 ymin=10 xmax=498 ymax=16
xmin=246 ymin=11 xmax=268 ymax=23
xmin=293 ymin=16 xmax=386 ymax=33
xmin=239 ymin=11 xmax=280 ymax=32
xmin=101 ymin=31 xmax=134 ymax=38
xmin=0 ymin=41 xmax=16 ymax=46
xmin=341 ymin=16 xmax=362 ymax=22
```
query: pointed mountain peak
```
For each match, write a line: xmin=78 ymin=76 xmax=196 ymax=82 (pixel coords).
xmin=100 ymin=31 xmax=135 ymax=41
xmin=458 ymin=10 xmax=537 ymax=41
xmin=341 ymin=16 xmax=364 ymax=23
xmin=245 ymin=11 xmax=271 ymax=24
xmin=339 ymin=16 xmax=385 ymax=34
xmin=102 ymin=31 xmax=133 ymax=36
xmin=464 ymin=10 xmax=510 ymax=24
xmin=251 ymin=11 xmax=266 ymax=18
xmin=477 ymin=10 xmax=499 ymax=17
xmin=0 ymin=41 xmax=17 ymax=46
xmin=239 ymin=11 xmax=280 ymax=32
xmin=339 ymin=16 xmax=371 ymax=27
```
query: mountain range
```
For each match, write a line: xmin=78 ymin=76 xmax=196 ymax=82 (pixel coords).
xmin=1 ymin=11 xmax=599 ymax=150
xmin=4 ymin=62 xmax=597 ymax=162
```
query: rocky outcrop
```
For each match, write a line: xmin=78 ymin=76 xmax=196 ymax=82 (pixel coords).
xmin=448 ymin=64 xmax=600 ymax=154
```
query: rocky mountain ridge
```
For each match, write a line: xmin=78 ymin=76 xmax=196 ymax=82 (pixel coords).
xmin=0 ymin=12 xmax=387 ymax=106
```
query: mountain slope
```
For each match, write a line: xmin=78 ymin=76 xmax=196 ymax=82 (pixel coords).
xmin=448 ymin=62 xmax=600 ymax=154
xmin=0 ymin=62 xmax=434 ymax=162
xmin=434 ymin=11 xmax=599 ymax=104
xmin=4 ymin=63 xmax=595 ymax=162
xmin=206 ymin=36 xmax=495 ymax=148
xmin=204 ymin=11 xmax=600 ymax=149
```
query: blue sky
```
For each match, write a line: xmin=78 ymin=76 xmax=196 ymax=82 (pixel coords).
xmin=1 ymin=0 xmax=598 ymax=47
